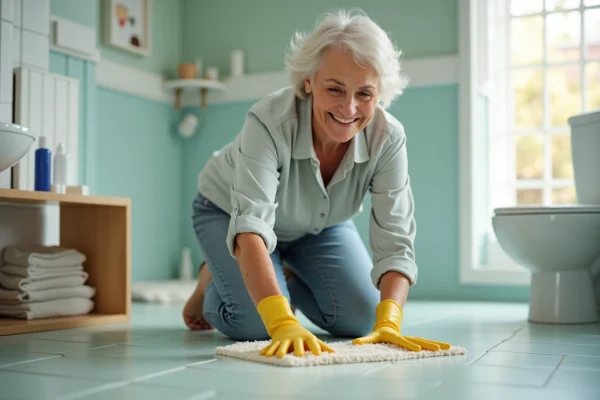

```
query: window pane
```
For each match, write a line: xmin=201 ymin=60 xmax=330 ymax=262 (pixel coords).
xmin=584 ymin=9 xmax=600 ymax=58
xmin=547 ymin=11 xmax=581 ymax=62
xmin=549 ymin=65 xmax=581 ymax=127
xmin=517 ymin=189 xmax=543 ymax=204
xmin=511 ymin=16 xmax=543 ymax=65
xmin=512 ymin=0 xmax=543 ymax=15
xmin=546 ymin=0 xmax=580 ymax=11
xmin=552 ymin=187 xmax=577 ymax=204
xmin=551 ymin=134 xmax=574 ymax=179
xmin=584 ymin=0 xmax=600 ymax=7
xmin=513 ymin=69 xmax=543 ymax=128
xmin=516 ymin=134 xmax=545 ymax=179
xmin=587 ymin=62 xmax=600 ymax=110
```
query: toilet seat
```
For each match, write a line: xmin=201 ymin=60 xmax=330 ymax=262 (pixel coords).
xmin=494 ymin=204 xmax=600 ymax=215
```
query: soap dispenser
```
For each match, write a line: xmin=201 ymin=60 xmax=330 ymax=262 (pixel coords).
xmin=52 ymin=142 xmax=68 ymax=194
xmin=34 ymin=136 xmax=51 ymax=191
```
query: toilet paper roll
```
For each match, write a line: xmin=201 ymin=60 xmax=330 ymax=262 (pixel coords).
xmin=230 ymin=50 xmax=244 ymax=77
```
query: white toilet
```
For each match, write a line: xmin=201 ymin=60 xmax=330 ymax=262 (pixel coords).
xmin=492 ymin=110 xmax=600 ymax=324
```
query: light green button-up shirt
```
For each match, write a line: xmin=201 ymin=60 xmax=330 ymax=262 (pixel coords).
xmin=197 ymin=87 xmax=417 ymax=288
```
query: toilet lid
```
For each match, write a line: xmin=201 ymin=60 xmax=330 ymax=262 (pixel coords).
xmin=494 ymin=205 xmax=600 ymax=215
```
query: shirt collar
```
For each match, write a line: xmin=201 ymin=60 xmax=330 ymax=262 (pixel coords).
xmin=292 ymin=94 xmax=370 ymax=164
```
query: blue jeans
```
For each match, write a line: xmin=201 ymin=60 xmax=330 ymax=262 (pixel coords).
xmin=191 ymin=192 xmax=379 ymax=341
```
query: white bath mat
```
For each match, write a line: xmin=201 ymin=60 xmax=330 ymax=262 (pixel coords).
xmin=214 ymin=340 xmax=467 ymax=367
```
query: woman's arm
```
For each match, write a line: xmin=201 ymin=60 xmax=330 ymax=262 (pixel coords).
xmin=379 ymin=271 xmax=410 ymax=308
xmin=233 ymin=232 xmax=282 ymax=306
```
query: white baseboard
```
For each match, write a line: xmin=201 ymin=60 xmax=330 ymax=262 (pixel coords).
xmin=96 ymin=55 xmax=459 ymax=106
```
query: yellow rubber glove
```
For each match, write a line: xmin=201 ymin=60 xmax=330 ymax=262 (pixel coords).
xmin=352 ymin=299 xmax=451 ymax=352
xmin=256 ymin=295 xmax=335 ymax=358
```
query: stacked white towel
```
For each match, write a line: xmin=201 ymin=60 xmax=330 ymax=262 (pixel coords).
xmin=0 ymin=244 xmax=95 ymax=319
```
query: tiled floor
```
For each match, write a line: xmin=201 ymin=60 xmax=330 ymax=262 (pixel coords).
xmin=1 ymin=300 xmax=599 ymax=399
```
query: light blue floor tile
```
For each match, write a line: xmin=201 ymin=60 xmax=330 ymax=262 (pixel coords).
xmin=560 ymin=355 xmax=600 ymax=370
xmin=1 ymin=301 xmax=598 ymax=400
xmin=64 ymin=382 xmax=211 ymax=400
xmin=0 ymin=369 xmax=112 ymax=400
xmin=0 ymin=348 xmax=61 ymax=367
xmin=491 ymin=340 xmax=600 ymax=357
xmin=4 ymin=354 xmax=190 ymax=382
xmin=472 ymin=350 xmax=562 ymax=369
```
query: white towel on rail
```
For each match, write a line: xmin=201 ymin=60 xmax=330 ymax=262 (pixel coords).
xmin=0 ymin=297 xmax=94 ymax=319
xmin=0 ymin=285 xmax=95 ymax=305
xmin=0 ymin=264 xmax=84 ymax=279
xmin=3 ymin=244 xmax=86 ymax=268
xmin=0 ymin=270 xmax=88 ymax=291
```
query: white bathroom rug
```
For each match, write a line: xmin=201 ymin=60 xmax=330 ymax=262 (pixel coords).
xmin=214 ymin=340 xmax=467 ymax=367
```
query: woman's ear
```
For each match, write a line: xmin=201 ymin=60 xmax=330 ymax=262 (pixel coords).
xmin=304 ymin=79 xmax=312 ymax=94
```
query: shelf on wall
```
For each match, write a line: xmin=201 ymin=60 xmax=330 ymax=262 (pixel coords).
xmin=163 ymin=79 xmax=227 ymax=110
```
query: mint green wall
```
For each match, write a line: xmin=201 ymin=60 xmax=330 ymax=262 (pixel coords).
xmin=50 ymin=54 xmax=184 ymax=283
xmin=182 ymin=0 xmax=457 ymax=75
xmin=51 ymin=0 xmax=183 ymax=77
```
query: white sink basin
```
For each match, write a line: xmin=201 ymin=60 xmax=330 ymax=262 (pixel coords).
xmin=0 ymin=122 xmax=36 ymax=173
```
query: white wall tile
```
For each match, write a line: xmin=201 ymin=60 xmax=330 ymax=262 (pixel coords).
xmin=12 ymin=0 xmax=19 ymax=27
xmin=21 ymin=0 xmax=47 ymax=35
xmin=12 ymin=24 xmax=19 ymax=65
xmin=0 ymin=20 xmax=13 ymax=103
xmin=1 ymin=0 xmax=13 ymax=23
xmin=21 ymin=29 xmax=47 ymax=70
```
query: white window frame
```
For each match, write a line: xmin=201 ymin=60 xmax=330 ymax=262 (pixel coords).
xmin=459 ymin=0 xmax=600 ymax=285
xmin=459 ymin=0 xmax=531 ymax=285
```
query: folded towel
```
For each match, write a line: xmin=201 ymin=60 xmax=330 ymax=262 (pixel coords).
xmin=0 ymin=285 xmax=95 ymax=305
xmin=3 ymin=244 xmax=86 ymax=268
xmin=0 ymin=297 xmax=94 ymax=319
xmin=0 ymin=271 xmax=88 ymax=291
xmin=1 ymin=264 xmax=84 ymax=279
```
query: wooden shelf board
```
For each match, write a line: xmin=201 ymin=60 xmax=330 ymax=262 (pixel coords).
xmin=0 ymin=188 xmax=129 ymax=207
xmin=0 ymin=313 xmax=129 ymax=335
xmin=163 ymin=78 xmax=226 ymax=91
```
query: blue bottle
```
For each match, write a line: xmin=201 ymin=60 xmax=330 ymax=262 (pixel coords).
xmin=34 ymin=136 xmax=51 ymax=191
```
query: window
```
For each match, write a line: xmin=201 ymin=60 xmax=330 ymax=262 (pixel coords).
xmin=459 ymin=0 xmax=600 ymax=285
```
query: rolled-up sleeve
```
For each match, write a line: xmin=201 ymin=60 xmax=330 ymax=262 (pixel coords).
xmin=226 ymin=111 xmax=280 ymax=258
xmin=369 ymin=131 xmax=418 ymax=288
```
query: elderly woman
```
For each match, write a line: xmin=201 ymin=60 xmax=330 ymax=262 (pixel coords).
xmin=183 ymin=9 xmax=450 ymax=358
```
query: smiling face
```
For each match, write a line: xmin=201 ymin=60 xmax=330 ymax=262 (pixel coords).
xmin=304 ymin=47 xmax=380 ymax=150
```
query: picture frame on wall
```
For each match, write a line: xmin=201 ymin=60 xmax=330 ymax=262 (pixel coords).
xmin=103 ymin=0 xmax=152 ymax=57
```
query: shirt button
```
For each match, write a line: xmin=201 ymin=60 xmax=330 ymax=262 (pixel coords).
xmin=320 ymin=213 xmax=325 ymax=218
xmin=314 ymin=228 xmax=319 ymax=232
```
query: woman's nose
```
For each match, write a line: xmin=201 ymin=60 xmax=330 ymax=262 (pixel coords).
xmin=340 ymin=96 xmax=357 ymax=116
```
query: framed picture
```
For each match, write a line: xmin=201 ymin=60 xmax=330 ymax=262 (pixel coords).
xmin=103 ymin=0 xmax=152 ymax=56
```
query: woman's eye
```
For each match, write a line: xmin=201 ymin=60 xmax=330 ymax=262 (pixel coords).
xmin=327 ymin=88 xmax=341 ymax=94
xmin=358 ymin=92 xmax=372 ymax=98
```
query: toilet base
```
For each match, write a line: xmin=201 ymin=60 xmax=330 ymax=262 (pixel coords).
xmin=529 ymin=269 xmax=599 ymax=324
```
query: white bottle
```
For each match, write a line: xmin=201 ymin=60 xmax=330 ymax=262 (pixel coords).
xmin=179 ymin=247 xmax=193 ymax=281
xmin=52 ymin=142 xmax=68 ymax=194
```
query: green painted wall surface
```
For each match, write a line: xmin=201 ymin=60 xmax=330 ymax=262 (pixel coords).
xmin=95 ymin=88 xmax=184 ymax=281
xmin=50 ymin=51 xmax=184 ymax=282
xmin=51 ymin=0 xmax=183 ymax=76
xmin=182 ymin=0 xmax=457 ymax=75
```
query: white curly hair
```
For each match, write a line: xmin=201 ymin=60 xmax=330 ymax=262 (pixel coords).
xmin=284 ymin=9 xmax=409 ymax=109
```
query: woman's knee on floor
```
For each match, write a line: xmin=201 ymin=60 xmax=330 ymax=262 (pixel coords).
xmin=204 ymin=307 xmax=270 ymax=341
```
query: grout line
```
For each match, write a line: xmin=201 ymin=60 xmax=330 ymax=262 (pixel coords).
xmin=57 ymin=381 xmax=129 ymax=400
xmin=542 ymin=355 xmax=566 ymax=388
xmin=130 ymin=365 xmax=187 ymax=383
xmin=182 ymin=389 xmax=218 ymax=400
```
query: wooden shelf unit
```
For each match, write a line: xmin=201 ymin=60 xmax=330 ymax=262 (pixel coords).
xmin=0 ymin=189 xmax=131 ymax=335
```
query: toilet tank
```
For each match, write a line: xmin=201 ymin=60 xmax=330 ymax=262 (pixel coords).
xmin=569 ymin=110 xmax=600 ymax=204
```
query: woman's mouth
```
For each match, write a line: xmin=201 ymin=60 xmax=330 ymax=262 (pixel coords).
xmin=329 ymin=112 xmax=358 ymax=125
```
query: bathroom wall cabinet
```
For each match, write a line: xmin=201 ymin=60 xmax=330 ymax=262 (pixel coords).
xmin=0 ymin=188 xmax=131 ymax=335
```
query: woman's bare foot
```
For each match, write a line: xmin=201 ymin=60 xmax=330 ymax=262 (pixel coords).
xmin=183 ymin=261 xmax=214 ymax=330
